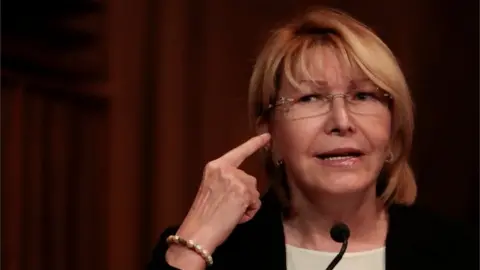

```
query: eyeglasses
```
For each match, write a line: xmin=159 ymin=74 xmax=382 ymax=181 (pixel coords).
xmin=267 ymin=87 xmax=393 ymax=120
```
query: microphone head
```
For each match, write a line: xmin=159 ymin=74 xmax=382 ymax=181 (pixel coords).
xmin=330 ymin=223 xmax=350 ymax=243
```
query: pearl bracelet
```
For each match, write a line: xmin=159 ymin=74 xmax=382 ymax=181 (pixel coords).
xmin=166 ymin=235 xmax=214 ymax=266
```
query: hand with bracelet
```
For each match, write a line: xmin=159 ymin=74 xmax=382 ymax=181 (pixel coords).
xmin=165 ymin=133 xmax=270 ymax=269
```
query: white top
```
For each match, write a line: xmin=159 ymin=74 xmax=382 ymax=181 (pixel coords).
xmin=286 ymin=244 xmax=386 ymax=270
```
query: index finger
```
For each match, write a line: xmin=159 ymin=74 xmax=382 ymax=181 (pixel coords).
xmin=219 ymin=133 xmax=271 ymax=167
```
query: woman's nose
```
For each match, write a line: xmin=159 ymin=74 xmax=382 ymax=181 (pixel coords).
xmin=324 ymin=98 xmax=355 ymax=136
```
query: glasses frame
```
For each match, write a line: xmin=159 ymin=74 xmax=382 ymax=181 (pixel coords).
xmin=266 ymin=87 xmax=393 ymax=117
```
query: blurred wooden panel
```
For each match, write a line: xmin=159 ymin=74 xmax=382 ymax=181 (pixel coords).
xmin=46 ymin=101 xmax=70 ymax=270
xmin=1 ymin=80 xmax=26 ymax=270
xmin=105 ymin=0 xmax=150 ymax=268
xmin=1 ymin=77 xmax=110 ymax=270
xmin=22 ymin=91 xmax=47 ymax=270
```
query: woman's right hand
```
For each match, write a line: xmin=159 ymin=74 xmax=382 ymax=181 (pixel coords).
xmin=165 ymin=133 xmax=271 ymax=269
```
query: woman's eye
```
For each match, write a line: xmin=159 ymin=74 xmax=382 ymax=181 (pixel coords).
xmin=298 ymin=94 xmax=323 ymax=103
xmin=353 ymin=91 xmax=377 ymax=101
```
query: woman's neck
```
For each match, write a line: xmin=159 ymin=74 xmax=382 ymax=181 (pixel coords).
xmin=282 ymin=186 xmax=388 ymax=252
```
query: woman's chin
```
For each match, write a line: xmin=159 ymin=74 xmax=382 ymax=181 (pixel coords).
xmin=309 ymin=176 xmax=375 ymax=196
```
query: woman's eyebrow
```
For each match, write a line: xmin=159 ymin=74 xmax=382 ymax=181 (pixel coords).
xmin=350 ymin=78 xmax=372 ymax=85
xmin=299 ymin=79 xmax=329 ymax=86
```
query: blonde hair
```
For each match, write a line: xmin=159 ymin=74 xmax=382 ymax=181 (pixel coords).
xmin=248 ymin=7 xmax=416 ymax=207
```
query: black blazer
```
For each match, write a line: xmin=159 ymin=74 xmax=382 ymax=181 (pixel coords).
xmin=147 ymin=189 xmax=478 ymax=270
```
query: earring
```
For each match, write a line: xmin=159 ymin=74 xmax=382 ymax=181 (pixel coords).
xmin=275 ymin=159 xmax=284 ymax=167
xmin=385 ymin=151 xmax=394 ymax=163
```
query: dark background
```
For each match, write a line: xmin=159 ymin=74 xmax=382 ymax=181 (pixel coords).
xmin=2 ymin=0 xmax=478 ymax=269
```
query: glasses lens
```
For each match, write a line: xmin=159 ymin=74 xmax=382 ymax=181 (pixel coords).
xmin=284 ymin=101 xmax=329 ymax=120
xmin=284 ymin=97 xmax=389 ymax=119
xmin=346 ymin=91 xmax=391 ymax=115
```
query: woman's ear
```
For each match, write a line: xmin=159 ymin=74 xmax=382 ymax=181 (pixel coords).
xmin=255 ymin=117 xmax=271 ymax=151
xmin=255 ymin=117 xmax=269 ymax=135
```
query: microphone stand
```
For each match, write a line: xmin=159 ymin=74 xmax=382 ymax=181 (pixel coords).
xmin=325 ymin=223 xmax=350 ymax=270
xmin=325 ymin=238 xmax=348 ymax=270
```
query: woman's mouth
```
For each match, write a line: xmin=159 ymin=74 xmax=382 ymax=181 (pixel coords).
xmin=315 ymin=149 xmax=364 ymax=167
xmin=316 ymin=152 xmax=362 ymax=160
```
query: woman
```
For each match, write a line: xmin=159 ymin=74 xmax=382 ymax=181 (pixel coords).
xmin=147 ymin=7 xmax=476 ymax=270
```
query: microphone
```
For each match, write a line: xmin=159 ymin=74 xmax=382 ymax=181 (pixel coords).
xmin=325 ymin=223 xmax=350 ymax=270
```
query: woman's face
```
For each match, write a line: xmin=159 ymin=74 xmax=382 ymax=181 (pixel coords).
xmin=271 ymin=46 xmax=392 ymax=196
